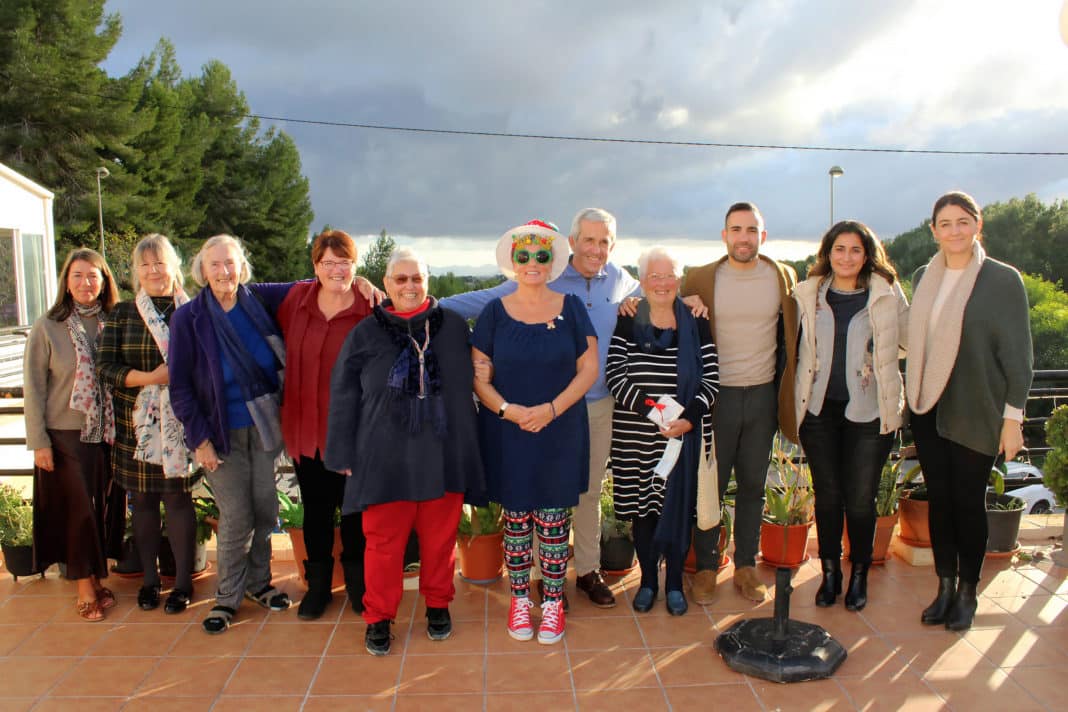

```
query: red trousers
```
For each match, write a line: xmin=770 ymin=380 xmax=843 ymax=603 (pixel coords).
xmin=361 ymin=491 xmax=463 ymax=624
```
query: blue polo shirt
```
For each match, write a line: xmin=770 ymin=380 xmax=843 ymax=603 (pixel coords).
xmin=441 ymin=260 xmax=640 ymax=401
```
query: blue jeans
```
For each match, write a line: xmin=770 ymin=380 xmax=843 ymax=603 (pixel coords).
xmin=799 ymin=399 xmax=893 ymax=563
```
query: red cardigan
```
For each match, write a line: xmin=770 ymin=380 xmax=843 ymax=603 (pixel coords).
xmin=277 ymin=280 xmax=372 ymax=461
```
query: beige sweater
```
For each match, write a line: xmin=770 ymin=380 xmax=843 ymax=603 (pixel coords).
xmin=23 ymin=315 xmax=99 ymax=450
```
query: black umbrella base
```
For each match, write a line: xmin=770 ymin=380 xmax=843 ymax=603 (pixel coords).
xmin=716 ymin=617 xmax=847 ymax=683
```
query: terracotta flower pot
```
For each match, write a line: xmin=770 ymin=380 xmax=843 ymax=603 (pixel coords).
xmin=683 ymin=526 xmax=732 ymax=573
xmin=456 ymin=531 xmax=504 ymax=584
xmin=841 ymin=512 xmax=899 ymax=565
xmin=897 ymin=497 xmax=931 ymax=547
xmin=287 ymin=527 xmax=346 ymax=589
xmin=759 ymin=521 xmax=813 ymax=568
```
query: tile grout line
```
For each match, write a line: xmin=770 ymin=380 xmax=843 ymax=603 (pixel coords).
xmin=298 ymin=588 xmax=347 ymax=711
xmin=207 ymin=600 xmax=273 ymax=710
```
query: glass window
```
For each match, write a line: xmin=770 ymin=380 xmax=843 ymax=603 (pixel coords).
xmin=20 ymin=233 xmax=47 ymax=324
xmin=0 ymin=231 xmax=16 ymax=328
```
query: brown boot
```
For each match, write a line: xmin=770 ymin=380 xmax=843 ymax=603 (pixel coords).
xmin=689 ymin=569 xmax=718 ymax=604
xmin=733 ymin=566 xmax=768 ymax=602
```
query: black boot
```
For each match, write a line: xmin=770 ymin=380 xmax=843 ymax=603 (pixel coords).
xmin=815 ymin=558 xmax=842 ymax=607
xmin=921 ymin=576 xmax=956 ymax=625
xmin=297 ymin=558 xmax=334 ymax=620
xmin=945 ymin=581 xmax=978 ymax=631
xmin=844 ymin=562 xmax=870 ymax=611
xmin=342 ymin=556 xmax=365 ymax=613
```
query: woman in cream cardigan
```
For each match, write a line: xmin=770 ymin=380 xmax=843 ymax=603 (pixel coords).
xmin=908 ymin=191 xmax=1032 ymax=632
xmin=793 ymin=220 xmax=908 ymax=612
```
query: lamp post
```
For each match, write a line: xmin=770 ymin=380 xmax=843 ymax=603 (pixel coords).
xmin=828 ymin=165 xmax=844 ymax=227
xmin=95 ymin=166 xmax=110 ymax=258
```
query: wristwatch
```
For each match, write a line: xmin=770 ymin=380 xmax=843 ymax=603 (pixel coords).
xmin=498 ymin=402 xmax=509 ymax=419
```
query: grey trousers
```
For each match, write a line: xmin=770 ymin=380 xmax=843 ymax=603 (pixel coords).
xmin=696 ymin=383 xmax=778 ymax=569
xmin=205 ymin=427 xmax=281 ymax=610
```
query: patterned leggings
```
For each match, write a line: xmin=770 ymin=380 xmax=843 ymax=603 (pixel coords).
xmin=504 ymin=508 xmax=570 ymax=601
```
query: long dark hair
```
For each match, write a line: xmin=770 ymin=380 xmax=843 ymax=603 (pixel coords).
xmin=807 ymin=220 xmax=897 ymax=289
xmin=46 ymin=248 xmax=120 ymax=321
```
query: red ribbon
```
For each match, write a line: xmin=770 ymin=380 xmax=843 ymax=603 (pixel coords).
xmin=644 ymin=398 xmax=666 ymax=412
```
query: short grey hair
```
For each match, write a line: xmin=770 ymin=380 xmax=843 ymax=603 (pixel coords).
xmin=129 ymin=233 xmax=184 ymax=293
xmin=190 ymin=234 xmax=252 ymax=287
xmin=385 ymin=246 xmax=429 ymax=278
xmin=637 ymin=246 xmax=682 ymax=281
xmin=569 ymin=207 xmax=617 ymax=242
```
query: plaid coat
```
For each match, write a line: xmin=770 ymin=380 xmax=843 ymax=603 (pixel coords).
xmin=97 ymin=298 xmax=200 ymax=494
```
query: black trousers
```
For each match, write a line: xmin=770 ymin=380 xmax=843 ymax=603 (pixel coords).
xmin=130 ymin=490 xmax=195 ymax=591
xmin=294 ymin=454 xmax=364 ymax=565
xmin=799 ymin=400 xmax=893 ymax=563
xmin=632 ymin=515 xmax=686 ymax=593
xmin=910 ymin=405 xmax=994 ymax=584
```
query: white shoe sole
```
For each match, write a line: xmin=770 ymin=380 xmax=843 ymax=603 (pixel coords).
xmin=538 ymin=632 xmax=564 ymax=645
xmin=508 ymin=628 xmax=534 ymax=641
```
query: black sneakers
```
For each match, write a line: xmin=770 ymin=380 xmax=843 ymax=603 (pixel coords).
xmin=426 ymin=607 xmax=452 ymax=641
xmin=365 ymin=620 xmax=393 ymax=655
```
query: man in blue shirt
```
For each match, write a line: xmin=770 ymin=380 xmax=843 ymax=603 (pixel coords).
xmin=442 ymin=208 xmax=639 ymax=608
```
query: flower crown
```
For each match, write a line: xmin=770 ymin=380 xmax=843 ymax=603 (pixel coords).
xmin=511 ymin=233 xmax=555 ymax=250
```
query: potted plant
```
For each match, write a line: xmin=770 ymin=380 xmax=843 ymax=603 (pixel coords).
xmin=277 ymin=491 xmax=345 ymax=588
xmin=599 ymin=477 xmax=636 ymax=574
xmin=986 ymin=465 xmax=1026 ymax=555
xmin=1044 ymin=405 xmax=1068 ymax=566
xmin=897 ymin=481 xmax=931 ymax=547
xmin=844 ymin=457 xmax=922 ymax=563
xmin=759 ymin=443 xmax=814 ymax=568
xmin=684 ymin=492 xmax=733 ymax=573
xmin=0 ymin=484 xmax=38 ymax=580
xmin=456 ymin=502 xmax=505 ymax=584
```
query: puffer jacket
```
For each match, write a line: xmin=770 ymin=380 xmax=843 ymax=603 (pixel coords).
xmin=793 ymin=274 xmax=909 ymax=434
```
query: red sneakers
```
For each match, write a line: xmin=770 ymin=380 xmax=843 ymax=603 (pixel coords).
xmin=538 ymin=599 xmax=565 ymax=645
xmin=507 ymin=596 xmax=534 ymax=641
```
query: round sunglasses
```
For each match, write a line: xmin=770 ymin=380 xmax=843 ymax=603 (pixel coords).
xmin=513 ymin=249 xmax=552 ymax=265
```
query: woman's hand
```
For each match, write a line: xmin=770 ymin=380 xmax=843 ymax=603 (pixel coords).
xmin=34 ymin=447 xmax=54 ymax=471
xmin=999 ymin=418 xmax=1025 ymax=462
xmin=618 ymin=297 xmax=640 ymax=317
xmin=517 ymin=403 xmax=555 ymax=433
xmin=355 ymin=276 xmax=385 ymax=306
xmin=682 ymin=295 xmax=709 ymax=318
xmin=150 ymin=364 xmax=169 ymax=385
xmin=659 ymin=418 xmax=693 ymax=439
xmin=473 ymin=359 xmax=494 ymax=383
xmin=195 ymin=440 xmax=221 ymax=473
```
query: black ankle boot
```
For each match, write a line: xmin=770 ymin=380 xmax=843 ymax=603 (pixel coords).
xmin=297 ymin=558 xmax=334 ymax=620
xmin=342 ymin=556 xmax=365 ymax=613
xmin=945 ymin=581 xmax=978 ymax=631
xmin=921 ymin=576 xmax=956 ymax=625
xmin=844 ymin=562 xmax=870 ymax=611
xmin=815 ymin=558 xmax=842 ymax=607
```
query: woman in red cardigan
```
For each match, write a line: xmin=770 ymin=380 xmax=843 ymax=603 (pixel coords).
xmin=277 ymin=230 xmax=374 ymax=619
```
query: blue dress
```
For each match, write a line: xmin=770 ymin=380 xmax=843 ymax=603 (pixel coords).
xmin=471 ymin=293 xmax=596 ymax=511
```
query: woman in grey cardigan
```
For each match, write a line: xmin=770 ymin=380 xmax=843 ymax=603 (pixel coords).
xmin=907 ymin=191 xmax=1033 ymax=632
xmin=793 ymin=221 xmax=908 ymax=612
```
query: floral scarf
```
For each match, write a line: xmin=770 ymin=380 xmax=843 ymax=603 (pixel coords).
xmin=67 ymin=302 xmax=114 ymax=444
xmin=131 ymin=289 xmax=193 ymax=477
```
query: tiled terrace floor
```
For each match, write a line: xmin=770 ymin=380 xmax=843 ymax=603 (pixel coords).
xmin=1 ymin=516 xmax=1065 ymax=711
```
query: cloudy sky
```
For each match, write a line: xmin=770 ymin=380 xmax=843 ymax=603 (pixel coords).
xmin=102 ymin=1 xmax=1068 ymax=274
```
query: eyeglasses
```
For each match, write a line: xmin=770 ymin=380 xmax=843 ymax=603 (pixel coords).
xmin=513 ymin=249 xmax=552 ymax=265
xmin=646 ymin=272 xmax=678 ymax=282
xmin=389 ymin=273 xmax=424 ymax=285
xmin=318 ymin=259 xmax=353 ymax=270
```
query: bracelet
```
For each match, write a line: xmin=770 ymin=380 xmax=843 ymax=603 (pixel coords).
xmin=549 ymin=401 xmax=557 ymax=420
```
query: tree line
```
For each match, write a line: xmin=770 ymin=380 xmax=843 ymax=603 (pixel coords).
xmin=0 ymin=0 xmax=313 ymax=283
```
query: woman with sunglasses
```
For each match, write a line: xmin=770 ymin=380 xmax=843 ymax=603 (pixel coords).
xmin=471 ymin=220 xmax=598 ymax=645
xmin=325 ymin=247 xmax=484 ymax=656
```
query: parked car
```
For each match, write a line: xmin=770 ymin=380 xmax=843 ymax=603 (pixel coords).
xmin=1002 ymin=461 xmax=1045 ymax=489
xmin=1008 ymin=483 xmax=1059 ymax=514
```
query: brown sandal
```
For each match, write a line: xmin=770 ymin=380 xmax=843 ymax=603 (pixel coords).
xmin=76 ymin=599 xmax=105 ymax=622
xmin=96 ymin=587 xmax=116 ymax=610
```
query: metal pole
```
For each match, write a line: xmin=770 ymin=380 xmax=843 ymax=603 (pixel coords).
xmin=95 ymin=167 xmax=109 ymax=258
xmin=828 ymin=165 xmax=844 ymax=228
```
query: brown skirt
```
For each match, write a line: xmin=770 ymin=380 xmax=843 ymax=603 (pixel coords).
xmin=32 ymin=429 xmax=126 ymax=579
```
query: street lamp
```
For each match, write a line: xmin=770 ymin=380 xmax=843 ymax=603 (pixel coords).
xmin=95 ymin=166 xmax=110 ymax=258
xmin=828 ymin=165 xmax=844 ymax=227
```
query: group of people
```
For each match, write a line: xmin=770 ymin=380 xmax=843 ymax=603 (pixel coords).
xmin=22 ymin=189 xmax=1032 ymax=655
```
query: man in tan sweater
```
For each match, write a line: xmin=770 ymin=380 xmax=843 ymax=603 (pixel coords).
xmin=681 ymin=202 xmax=798 ymax=603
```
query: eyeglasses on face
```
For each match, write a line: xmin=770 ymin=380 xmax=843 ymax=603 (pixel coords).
xmin=513 ymin=249 xmax=552 ymax=265
xmin=389 ymin=273 xmax=424 ymax=285
xmin=318 ymin=259 xmax=353 ymax=270
xmin=645 ymin=272 xmax=678 ymax=282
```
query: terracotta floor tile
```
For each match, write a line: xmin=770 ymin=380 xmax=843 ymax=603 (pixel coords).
xmin=637 ymin=612 xmax=718 ymax=648
xmin=404 ymin=618 xmax=485 ymax=654
xmin=575 ymin=687 xmax=670 ymax=710
xmin=439 ymin=585 xmax=489 ymax=621
xmin=751 ymin=676 xmax=853 ymax=710
xmin=325 ymin=622 xmax=372 ymax=655
xmin=988 ymin=594 xmax=1068 ymax=627
xmin=663 ymin=683 xmax=763 ymax=712
xmin=1019 ymin=565 xmax=1068 ymax=595
xmin=651 ymin=644 xmax=742 ymax=685
xmin=91 ymin=622 xmax=186 ymax=656
xmin=246 ymin=620 xmax=333 ymax=656
xmin=312 ymin=655 xmax=402 ymax=696
xmin=303 ymin=695 xmax=394 ymax=712
xmin=397 ymin=653 xmax=484 ymax=694
xmin=485 ymin=691 xmax=575 ymax=710
xmin=133 ymin=655 xmax=238 ymax=697
xmin=834 ymin=635 xmax=914 ymax=680
xmin=485 ymin=622 xmax=551 ymax=653
xmin=837 ymin=675 xmax=947 ymax=711
xmin=212 ymin=696 xmax=304 ymax=711
xmin=122 ymin=697 xmax=215 ymax=712
xmin=224 ymin=656 xmax=318 ymax=696
xmin=792 ymin=605 xmax=878 ymax=640
xmin=0 ymin=596 xmax=62 ymax=624
xmin=32 ymin=699 xmax=126 ymax=712
xmin=559 ymin=615 xmax=645 ymax=651
xmin=485 ymin=650 xmax=571 ymax=692
xmin=1005 ymin=663 xmax=1068 ymax=704
xmin=0 ymin=624 xmax=39 ymax=655
xmin=569 ymin=649 xmax=658 ymax=690
xmin=923 ymin=667 xmax=1045 ymax=710
xmin=861 ymin=603 xmax=945 ymax=636
xmin=394 ymin=693 xmax=486 ymax=711
xmin=885 ymin=632 xmax=994 ymax=673
xmin=0 ymin=657 xmax=75 ymax=697
xmin=964 ymin=626 xmax=1068 ymax=667
xmin=48 ymin=655 xmax=158 ymax=697
xmin=167 ymin=618 xmax=259 ymax=656
xmin=11 ymin=622 xmax=111 ymax=656
xmin=979 ymin=571 xmax=1055 ymax=598
xmin=0 ymin=701 xmax=35 ymax=712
